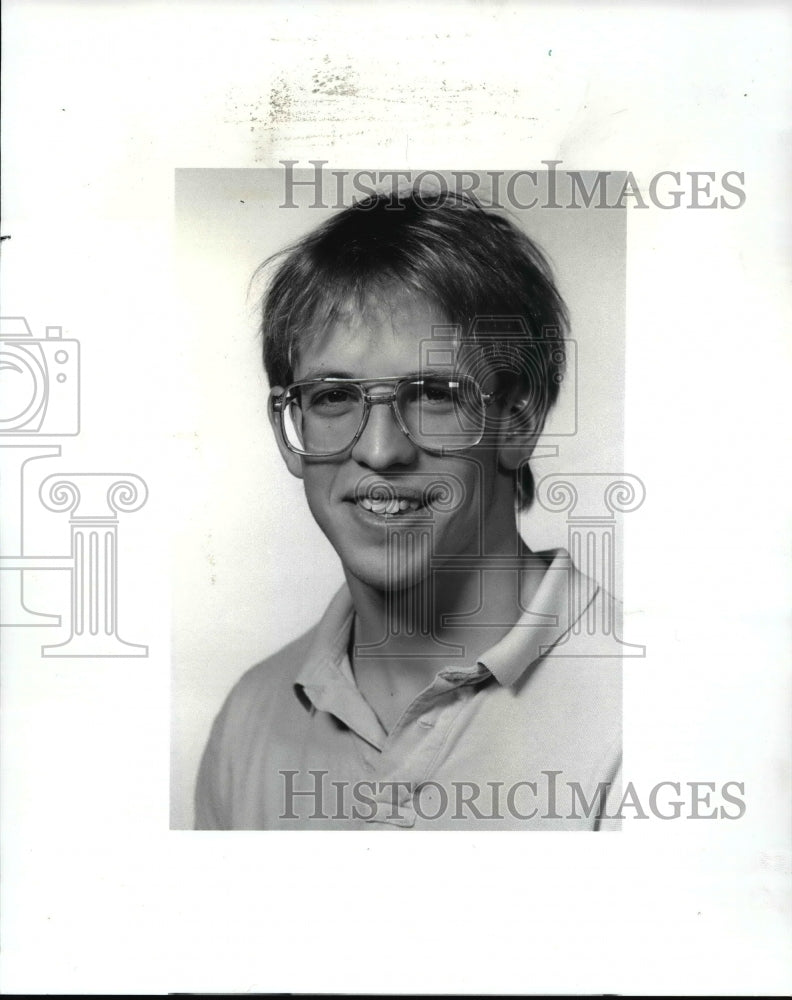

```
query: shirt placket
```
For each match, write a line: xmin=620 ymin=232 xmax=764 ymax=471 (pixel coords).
xmin=359 ymin=665 xmax=489 ymax=828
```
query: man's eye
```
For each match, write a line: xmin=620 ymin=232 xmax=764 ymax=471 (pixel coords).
xmin=421 ymin=381 xmax=457 ymax=405
xmin=307 ymin=387 xmax=357 ymax=410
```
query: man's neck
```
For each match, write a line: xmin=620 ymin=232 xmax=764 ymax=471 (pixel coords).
xmin=345 ymin=528 xmax=549 ymax=734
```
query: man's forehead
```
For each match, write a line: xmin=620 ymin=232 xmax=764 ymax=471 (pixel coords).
xmin=294 ymin=287 xmax=467 ymax=375
xmin=332 ymin=285 xmax=451 ymax=333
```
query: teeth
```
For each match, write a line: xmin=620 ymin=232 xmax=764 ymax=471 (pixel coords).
xmin=356 ymin=496 xmax=420 ymax=515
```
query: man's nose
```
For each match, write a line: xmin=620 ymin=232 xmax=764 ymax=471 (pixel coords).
xmin=350 ymin=398 xmax=417 ymax=469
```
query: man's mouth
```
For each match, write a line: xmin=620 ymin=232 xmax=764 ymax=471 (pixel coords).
xmin=350 ymin=482 xmax=440 ymax=518
xmin=356 ymin=495 xmax=422 ymax=515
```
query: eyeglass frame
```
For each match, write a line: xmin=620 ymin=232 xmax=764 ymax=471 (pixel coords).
xmin=269 ymin=373 xmax=499 ymax=457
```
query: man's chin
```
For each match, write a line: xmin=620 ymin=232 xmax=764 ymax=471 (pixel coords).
xmin=343 ymin=557 xmax=434 ymax=595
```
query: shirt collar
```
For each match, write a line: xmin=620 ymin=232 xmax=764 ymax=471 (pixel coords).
xmin=294 ymin=586 xmax=386 ymax=748
xmin=479 ymin=548 xmax=599 ymax=686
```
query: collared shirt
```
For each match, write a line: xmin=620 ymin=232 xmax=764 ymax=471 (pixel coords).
xmin=195 ymin=548 xmax=622 ymax=830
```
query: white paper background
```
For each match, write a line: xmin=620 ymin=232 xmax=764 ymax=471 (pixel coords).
xmin=2 ymin=1 xmax=791 ymax=994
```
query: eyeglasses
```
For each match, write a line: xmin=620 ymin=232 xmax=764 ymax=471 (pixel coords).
xmin=270 ymin=374 xmax=498 ymax=457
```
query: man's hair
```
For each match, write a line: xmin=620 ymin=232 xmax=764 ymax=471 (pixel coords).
xmin=258 ymin=188 xmax=569 ymax=509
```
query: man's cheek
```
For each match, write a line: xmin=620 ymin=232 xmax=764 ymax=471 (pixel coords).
xmin=301 ymin=478 xmax=333 ymax=532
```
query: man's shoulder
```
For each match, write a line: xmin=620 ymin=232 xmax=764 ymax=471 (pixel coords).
xmin=215 ymin=584 xmax=353 ymax=730
xmin=226 ymin=624 xmax=320 ymax=708
xmin=195 ymin=620 xmax=327 ymax=830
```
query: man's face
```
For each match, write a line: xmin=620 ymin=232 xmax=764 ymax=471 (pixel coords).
xmin=271 ymin=288 xmax=520 ymax=592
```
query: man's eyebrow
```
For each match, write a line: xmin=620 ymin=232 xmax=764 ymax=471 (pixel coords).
xmin=296 ymin=368 xmax=355 ymax=381
xmin=295 ymin=367 xmax=458 ymax=382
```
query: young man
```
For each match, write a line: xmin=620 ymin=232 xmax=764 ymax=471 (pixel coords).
xmin=195 ymin=188 xmax=622 ymax=830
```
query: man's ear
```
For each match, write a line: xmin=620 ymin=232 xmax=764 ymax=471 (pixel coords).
xmin=268 ymin=388 xmax=304 ymax=480
xmin=496 ymin=389 xmax=542 ymax=472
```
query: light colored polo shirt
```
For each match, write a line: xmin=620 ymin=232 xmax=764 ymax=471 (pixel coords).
xmin=195 ymin=548 xmax=622 ymax=830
